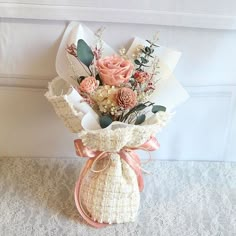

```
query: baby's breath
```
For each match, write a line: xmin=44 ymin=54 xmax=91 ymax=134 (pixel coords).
xmin=91 ymin=85 xmax=122 ymax=117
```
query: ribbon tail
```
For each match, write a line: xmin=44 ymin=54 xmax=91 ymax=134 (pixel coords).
xmin=74 ymin=139 xmax=101 ymax=158
xmin=135 ymin=136 xmax=160 ymax=151
xmin=120 ymin=151 xmax=144 ymax=192
xmin=74 ymin=159 xmax=108 ymax=228
xmin=131 ymin=152 xmax=144 ymax=192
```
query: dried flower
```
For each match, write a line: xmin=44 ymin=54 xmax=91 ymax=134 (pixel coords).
xmin=119 ymin=47 xmax=126 ymax=56
xmin=116 ymin=87 xmax=137 ymax=109
xmin=131 ymin=44 xmax=144 ymax=59
xmin=144 ymin=81 xmax=155 ymax=92
xmin=66 ymin=44 xmax=77 ymax=57
xmin=134 ymin=71 xmax=150 ymax=83
xmin=96 ymin=56 xmax=134 ymax=86
xmin=79 ymin=76 xmax=99 ymax=93
xmin=91 ymin=85 xmax=122 ymax=116
xmin=93 ymin=46 xmax=102 ymax=60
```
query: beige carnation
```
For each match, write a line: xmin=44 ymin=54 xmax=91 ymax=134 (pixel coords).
xmin=79 ymin=76 xmax=99 ymax=93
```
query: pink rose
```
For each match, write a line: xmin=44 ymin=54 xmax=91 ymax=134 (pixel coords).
xmin=79 ymin=76 xmax=99 ymax=93
xmin=116 ymin=87 xmax=137 ymax=109
xmin=97 ymin=55 xmax=134 ymax=86
xmin=133 ymin=71 xmax=150 ymax=83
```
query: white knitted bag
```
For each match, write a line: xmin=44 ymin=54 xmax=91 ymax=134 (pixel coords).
xmin=79 ymin=153 xmax=140 ymax=224
xmin=74 ymin=124 xmax=161 ymax=224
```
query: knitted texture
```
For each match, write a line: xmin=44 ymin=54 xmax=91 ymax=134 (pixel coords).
xmin=79 ymin=125 xmax=158 ymax=152
xmin=45 ymin=77 xmax=83 ymax=133
xmin=80 ymin=153 xmax=140 ymax=224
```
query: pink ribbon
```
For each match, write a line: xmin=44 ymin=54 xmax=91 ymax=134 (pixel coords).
xmin=74 ymin=136 xmax=159 ymax=228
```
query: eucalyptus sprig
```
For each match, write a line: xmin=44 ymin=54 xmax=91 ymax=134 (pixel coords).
xmin=134 ymin=40 xmax=159 ymax=72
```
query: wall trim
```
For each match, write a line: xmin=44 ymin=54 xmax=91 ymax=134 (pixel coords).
xmin=0 ymin=75 xmax=51 ymax=89
xmin=2 ymin=75 xmax=236 ymax=91
xmin=0 ymin=3 xmax=236 ymax=30
xmin=1 ymin=75 xmax=236 ymax=91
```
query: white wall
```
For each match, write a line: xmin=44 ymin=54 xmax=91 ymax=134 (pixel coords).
xmin=0 ymin=1 xmax=236 ymax=161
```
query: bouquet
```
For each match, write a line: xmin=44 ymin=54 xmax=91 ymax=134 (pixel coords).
xmin=45 ymin=22 xmax=189 ymax=227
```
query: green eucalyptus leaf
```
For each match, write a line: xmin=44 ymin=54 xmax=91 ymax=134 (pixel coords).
xmin=134 ymin=59 xmax=141 ymax=65
xmin=141 ymin=49 xmax=148 ymax=54
xmin=135 ymin=114 xmax=146 ymax=125
xmin=145 ymin=47 xmax=151 ymax=53
xmin=141 ymin=57 xmax=149 ymax=64
xmin=132 ymin=103 xmax=147 ymax=111
xmin=77 ymin=39 xmax=94 ymax=67
xmin=99 ymin=115 xmax=113 ymax=128
xmin=146 ymin=40 xmax=159 ymax=47
xmin=152 ymin=105 xmax=166 ymax=113
xmin=127 ymin=104 xmax=147 ymax=115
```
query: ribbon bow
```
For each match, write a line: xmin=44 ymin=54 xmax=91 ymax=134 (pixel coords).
xmin=74 ymin=136 xmax=159 ymax=228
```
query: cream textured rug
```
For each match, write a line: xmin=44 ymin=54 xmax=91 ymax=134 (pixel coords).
xmin=0 ymin=157 xmax=235 ymax=236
